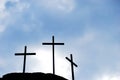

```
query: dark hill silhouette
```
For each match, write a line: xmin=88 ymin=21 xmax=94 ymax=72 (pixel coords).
xmin=1 ymin=72 xmax=68 ymax=80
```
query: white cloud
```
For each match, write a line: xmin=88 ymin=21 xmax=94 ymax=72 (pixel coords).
xmin=0 ymin=0 xmax=30 ymax=33
xmin=95 ymin=74 xmax=120 ymax=80
xmin=39 ymin=0 xmax=75 ymax=13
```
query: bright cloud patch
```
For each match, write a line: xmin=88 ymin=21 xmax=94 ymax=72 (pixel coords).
xmin=96 ymin=74 xmax=120 ymax=80
xmin=39 ymin=0 xmax=75 ymax=13
xmin=76 ymin=32 xmax=96 ymax=46
xmin=0 ymin=0 xmax=7 ymax=11
xmin=0 ymin=58 xmax=6 ymax=67
xmin=0 ymin=0 xmax=8 ymax=32
xmin=0 ymin=25 xmax=6 ymax=32
xmin=28 ymin=47 xmax=71 ymax=79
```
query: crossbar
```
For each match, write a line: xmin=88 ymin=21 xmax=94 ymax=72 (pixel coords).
xmin=66 ymin=57 xmax=78 ymax=67
xmin=42 ymin=43 xmax=64 ymax=45
xmin=15 ymin=53 xmax=36 ymax=55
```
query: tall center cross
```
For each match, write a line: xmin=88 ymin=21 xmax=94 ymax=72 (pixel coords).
xmin=42 ymin=36 xmax=64 ymax=75
xmin=15 ymin=46 xmax=36 ymax=73
xmin=66 ymin=54 xmax=78 ymax=80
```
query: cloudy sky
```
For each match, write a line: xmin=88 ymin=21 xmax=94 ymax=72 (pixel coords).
xmin=0 ymin=0 xmax=120 ymax=80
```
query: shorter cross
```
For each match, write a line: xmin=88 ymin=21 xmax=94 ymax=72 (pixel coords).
xmin=15 ymin=46 xmax=36 ymax=73
xmin=66 ymin=54 xmax=78 ymax=80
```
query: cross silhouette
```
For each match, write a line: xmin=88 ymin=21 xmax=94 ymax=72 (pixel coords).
xmin=66 ymin=54 xmax=78 ymax=80
xmin=15 ymin=46 xmax=36 ymax=73
xmin=42 ymin=36 xmax=64 ymax=75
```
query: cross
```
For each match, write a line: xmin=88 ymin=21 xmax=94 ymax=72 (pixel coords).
xmin=66 ymin=54 xmax=78 ymax=80
xmin=42 ymin=36 xmax=64 ymax=75
xmin=15 ymin=46 xmax=36 ymax=73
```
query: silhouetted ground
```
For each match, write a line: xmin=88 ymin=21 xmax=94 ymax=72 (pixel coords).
xmin=0 ymin=72 xmax=68 ymax=80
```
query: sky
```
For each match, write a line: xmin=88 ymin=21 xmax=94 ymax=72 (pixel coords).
xmin=0 ymin=0 xmax=120 ymax=80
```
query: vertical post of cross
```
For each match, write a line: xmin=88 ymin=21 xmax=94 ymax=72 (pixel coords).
xmin=42 ymin=36 xmax=64 ymax=75
xmin=23 ymin=46 xmax=27 ymax=73
xmin=66 ymin=54 xmax=78 ymax=80
xmin=15 ymin=46 xmax=36 ymax=73
xmin=52 ymin=36 xmax=55 ymax=74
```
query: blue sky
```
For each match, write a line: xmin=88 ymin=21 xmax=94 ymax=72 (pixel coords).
xmin=0 ymin=0 xmax=120 ymax=80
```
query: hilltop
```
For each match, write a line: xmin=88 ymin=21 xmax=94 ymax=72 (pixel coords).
xmin=0 ymin=72 xmax=68 ymax=80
